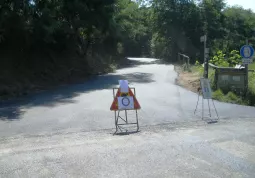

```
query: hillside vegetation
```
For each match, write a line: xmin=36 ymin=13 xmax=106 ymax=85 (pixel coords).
xmin=1 ymin=0 xmax=255 ymax=99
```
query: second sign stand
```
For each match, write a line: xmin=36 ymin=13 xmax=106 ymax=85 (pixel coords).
xmin=194 ymin=78 xmax=219 ymax=122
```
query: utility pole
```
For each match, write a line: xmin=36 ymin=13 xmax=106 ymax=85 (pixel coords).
xmin=201 ymin=35 xmax=209 ymax=78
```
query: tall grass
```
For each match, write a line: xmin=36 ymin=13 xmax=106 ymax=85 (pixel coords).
xmin=248 ymin=71 xmax=255 ymax=106
xmin=249 ymin=62 xmax=255 ymax=70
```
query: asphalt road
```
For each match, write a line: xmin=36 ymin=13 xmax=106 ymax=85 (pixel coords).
xmin=0 ymin=118 xmax=255 ymax=178
xmin=0 ymin=58 xmax=255 ymax=178
xmin=0 ymin=58 xmax=254 ymax=136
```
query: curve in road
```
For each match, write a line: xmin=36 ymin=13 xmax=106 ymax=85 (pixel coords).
xmin=0 ymin=58 xmax=254 ymax=137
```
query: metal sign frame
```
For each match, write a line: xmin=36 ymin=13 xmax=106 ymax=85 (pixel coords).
xmin=112 ymin=87 xmax=139 ymax=134
xmin=200 ymin=78 xmax=212 ymax=99
xmin=194 ymin=79 xmax=219 ymax=122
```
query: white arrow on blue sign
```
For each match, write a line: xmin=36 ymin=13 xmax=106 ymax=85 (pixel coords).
xmin=240 ymin=45 xmax=254 ymax=59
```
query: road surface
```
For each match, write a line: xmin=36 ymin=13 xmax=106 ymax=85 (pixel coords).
xmin=1 ymin=117 xmax=255 ymax=178
xmin=0 ymin=58 xmax=254 ymax=136
xmin=0 ymin=58 xmax=255 ymax=177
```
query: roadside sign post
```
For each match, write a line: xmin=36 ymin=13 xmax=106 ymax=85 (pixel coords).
xmin=240 ymin=40 xmax=254 ymax=94
xmin=201 ymin=35 xmax=209 ymax=78
xmin=110 ymin=80 xmax=141 ymax=134
xmin=194 ymin=78 xmax=219 ymax=122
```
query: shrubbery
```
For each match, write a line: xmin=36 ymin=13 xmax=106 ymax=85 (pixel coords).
xmin=210 ymin=50 xmax=241 ymax=67
xmin=193 ymin=50 xmax=255 ymax=106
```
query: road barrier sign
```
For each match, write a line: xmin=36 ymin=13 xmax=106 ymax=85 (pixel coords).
xmin=110 ymin=80 xmax=141 ymax=134
xmin=110 ymin=87 xmax=141 ymax=111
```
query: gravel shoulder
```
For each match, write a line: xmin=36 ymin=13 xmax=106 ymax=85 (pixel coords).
xmin=175 ymin=65 xmax=200 ymax=93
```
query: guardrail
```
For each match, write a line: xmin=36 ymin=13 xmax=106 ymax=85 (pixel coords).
xmin=178 ymin=53 xmax=190 ymax=71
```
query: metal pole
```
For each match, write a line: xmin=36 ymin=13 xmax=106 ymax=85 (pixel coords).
xmin=117 ymin=111 xmax=122 ymax=132
xmin=114 ymin=111 xmax=118 ymax=133
xmin=135 ymin=110 xmax=139 ymax=131
xmin=194 ymin=91 xmax=200 ymax=115
xmin=201 ymin=79 xmax=204 ymax=120
xmin=212 ymin=99 xmax=219 ymax=120
xmin=113 ymin=88 xmax=118 ymax=134
xmin=125 ymin=110 xmax=128 ymax=123
xmin=204 ymin=35 xmax=209 ymax=78
xmin=245 ymin=39 xmax=249 ymax=94
xmin=207 ymin=99 xmax=211 ymax=117
xmin=202 ymin=96 xmax=204 ymax=120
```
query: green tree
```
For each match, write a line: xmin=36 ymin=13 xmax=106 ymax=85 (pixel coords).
xmin=223 ymin=6 xmax=255 ymax=53
xmin=114 ymin=0 xmax=152 ymax=56
xmin=152 ymin=0 xmax=202 ymax=61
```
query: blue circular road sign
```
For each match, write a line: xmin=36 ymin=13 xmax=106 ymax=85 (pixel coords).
xmin=122 ymin=97 xmax=130 ymax=106
xmin=240 ymin=45 xmax=254 ymax=59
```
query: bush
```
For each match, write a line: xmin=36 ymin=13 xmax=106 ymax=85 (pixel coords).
xmin=195 ymin=60 xmax=200 ymax=66
xmin=212 ymin=89 xmax=225 ymax=101
xmin=225 ymin=92 xmax=241 ymax=104
xmin=150 ymin=33 xmax=171 ymax=59
xmin=210 ymin=50 xmax=241 ymax=67
xmin=247 ymin=72 xmax=255 ymax=106
xmin=212 ymin=90 xmax=246 ymax=105
xmin=210 ymin=51 xmax=229 ymax=67
xmin=228 ymin=50 xmax=241 ymax=66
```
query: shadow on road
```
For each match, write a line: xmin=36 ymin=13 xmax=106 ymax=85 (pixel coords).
xmin=114 ymin=130 xmax=140 ymax=136
xmin=0 ymin=107 xmax=25 ymax=121
xmin=0 ymin=72 xmax=155 ymax=121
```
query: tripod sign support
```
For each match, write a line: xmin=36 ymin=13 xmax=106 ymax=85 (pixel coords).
xmin=194 ymin=78 xmax=219 ymax=121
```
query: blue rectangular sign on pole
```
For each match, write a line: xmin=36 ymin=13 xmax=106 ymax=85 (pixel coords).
xmin=200 ymin=78 xmax=212 ymax=99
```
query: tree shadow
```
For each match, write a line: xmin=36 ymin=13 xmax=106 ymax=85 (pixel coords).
xmin=114 ymin=130 xmax=140 ymax=136
xmin=0 ymin=72 xmax=155 ymax=121
xmin=0 ymin=107 xmax=25 ymax=121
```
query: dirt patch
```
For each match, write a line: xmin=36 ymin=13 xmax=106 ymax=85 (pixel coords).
xmin=175 ymin=66 xmax=200 ymax=93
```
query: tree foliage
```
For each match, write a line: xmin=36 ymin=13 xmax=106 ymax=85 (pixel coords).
xmin=151 ymin=0 xmax=255 ymax=63
xmin=1 ymin=0 xmax=255 ymax=67
xmin=1 ymin=0 xmax=255 ymax=98
xmin=210 ymin=50 xmax=241 ymax=67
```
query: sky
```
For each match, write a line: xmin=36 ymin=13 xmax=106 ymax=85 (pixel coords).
xmin=226 ymin=0 xmax=255 ymax=12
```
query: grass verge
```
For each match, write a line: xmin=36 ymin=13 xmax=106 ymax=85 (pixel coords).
xmin=178 ymin=64 xmax=255 ymax=107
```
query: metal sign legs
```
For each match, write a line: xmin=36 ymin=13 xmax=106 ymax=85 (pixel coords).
xmin=194 ymin=90 xmax=219 ymax=121
xmin=114 ymin=109 xmax=139 ymax=134
xmin=112 ymin=87 xmax=140 ymax=134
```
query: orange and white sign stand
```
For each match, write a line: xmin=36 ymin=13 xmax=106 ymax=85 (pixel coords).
xmin=110 ymin=80 xmax=141 ymax=134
